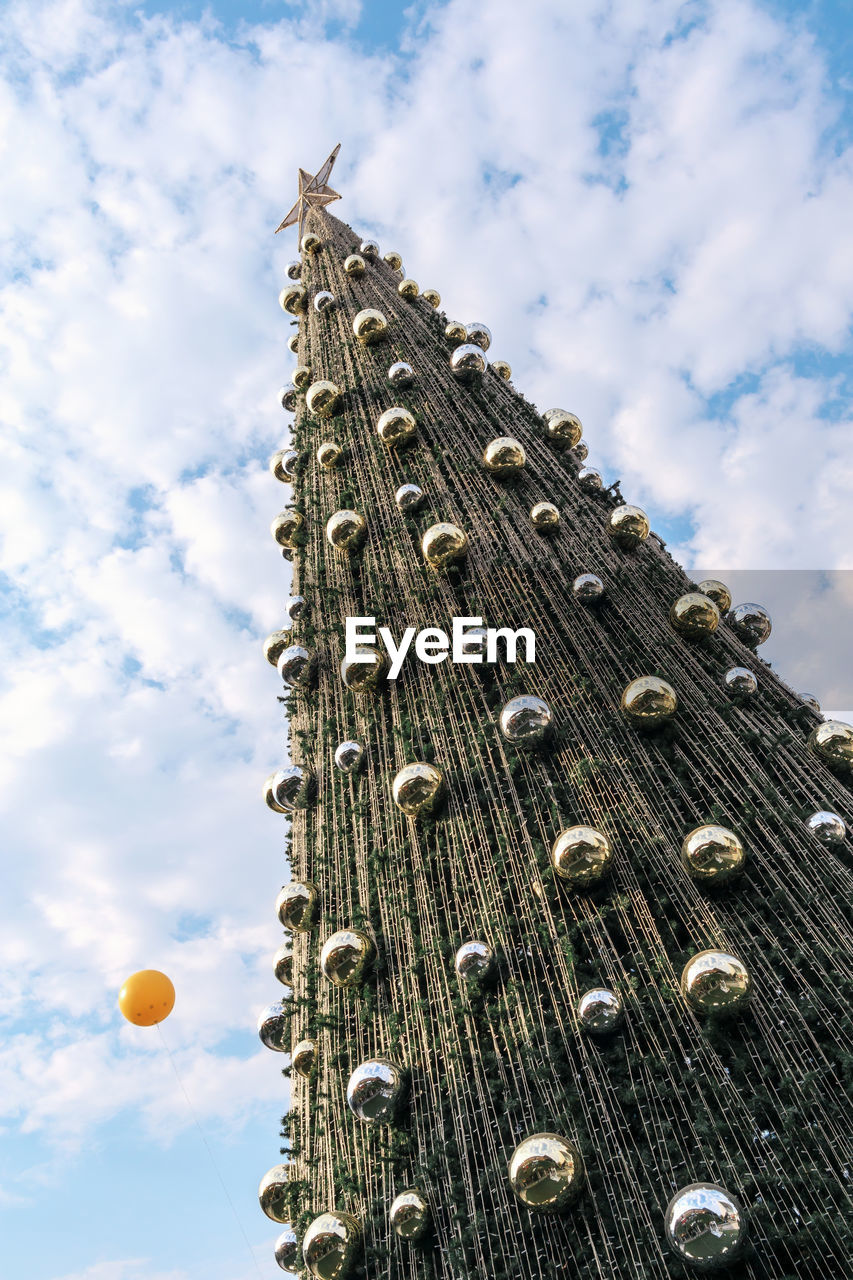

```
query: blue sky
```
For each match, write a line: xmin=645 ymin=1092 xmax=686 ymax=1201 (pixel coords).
xmin=1 ymin=0 xmax=852 ymax=1277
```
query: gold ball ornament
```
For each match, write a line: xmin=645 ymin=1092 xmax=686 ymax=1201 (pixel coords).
xmin=398 ymin=278 xmax=419 ymax=298
xmin=306 ymin=380 xmax=341 ymax=418
xmin=270 ymin=509 xmax=304 ymax=549
xmin=669 ymin=593 xmax=720 ymax=639
xmin=465 ymin=321 xmax=491 ymax=350
xmin=326 ymin=509 xmax=367 ymax=553
xmin=728 ymin=602 xmax=772 ymax=647
xmin=608 ymin=504 xmax=650 ymax=548
xmin=809 ymin=720 xmax=853 ymax=776
xmin=491 ymin=359 xmax=512 ymax=380
xmin=300 ymin=231 xmax=322 ymax=254
xmin=291 ymin=1038 xmax=317 ymax=1079
xmin=340 ymin=647 xmax=388 ymax=694
xmin=383 ymin=249 xmax=403 ymax=270
xmin=421 ymin=288 xmax=440 ymax=308
xmin=302 ymin=1212 xmax=361 ymax=1280
xmin=450 ymin=343 xmax=487 ymax=381
xmin=696 ymin=579 xmax=732 ymax=612
xmin=577 ymin=467 xmax=602 ymax=492
xmin=482 ymin=437 xmax=526 ymax=476
xmin=422 ymin=523 xmax=468 ymax=570
xmin=279 ymin=283 xmax=307 ymax=314
xmin=263 ymin=629 xmax=292 ymax=667
xmin=681 ymin=950 xmax=752 ymax=1016
xmin=317 ymin=440 xmax=344 ymax=469
xmin=552 ymin=825 xmax=613 ymax=887
xmin=376 ymin=405 xmax=417 ymax=449
xmin=258 ymin=1164 xmax=291 ymax=1223
xmin=273 ymin=939 xmax=293 ymax=986
xmin=390 ymin=1189 xmax=431 ymax=1241
xmin=118 ymin=970 xmax=175 ymax=1026
xmin=276 ymin=880 xmax=320 ymax=932
xmin=258 ymin=1001 xmax=289 ymax=1052
xmin=621 ymin=676 xmax=678 ymax=726
xmin=277 ymin=645 xmax=315 ymax=688
xmin=723 ymin=666 xmax=758 ymax=696
xmin=543 ymin=409 xmax=582 ymax=447
xmin=508 ymin=1134 xmax=585 ymax=1213
xmin=392 ymin=761 xmax=445 ymax=816
xmin=352 ymin=308 xmax=388 ymax=345
xmin=292 ymin=365 xmax=311 ymax=391
xmin=681 ymin=825 xmax=746 ymax=886
xmin=530 ymin=501 xmax=560 ymax=531
xmin=359 ymin=239 xmax=379 ymax=258
xmin=285 ymin=260 xmax=301 ymax=281
xmin=577 ymin=988 xmax=624 ymax=1035
xmin=444 ymin=320 xmax=467 ymax=345
xmin=343 ymin=253 xmax=365 ymax=276
xmin=274 ymin=1225 xmax=300 ymax=1272
xmin=270 ymin=448 xmax=298 ymax=483
xmin=346 ymin=1057 xmax=406 ymax=1124
xmin=499 ymin=695 xmax=553 ymax=748
xmin=320 ymin=929 xmax=375 ymax=987
xmin=665 ymin=1183 xmax=748 ymax=1272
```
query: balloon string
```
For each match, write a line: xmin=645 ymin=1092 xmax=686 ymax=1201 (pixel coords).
xmin=156 ymin=1023 xmax=267 ymax=1280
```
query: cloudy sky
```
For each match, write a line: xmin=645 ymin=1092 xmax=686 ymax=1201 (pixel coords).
xmin=1 ymin=0 xmax=852 ymax=1276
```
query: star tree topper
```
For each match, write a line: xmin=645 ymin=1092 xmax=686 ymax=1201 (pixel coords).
xmin=275 ymin=144 xmax=342 ymax=237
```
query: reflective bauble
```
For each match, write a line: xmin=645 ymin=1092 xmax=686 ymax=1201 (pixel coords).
xmin=577 ymin=467 xmax=602 ymax=492
xmin=280 ymin=547 xmax=294 ymax=563
xmin=340 ymin=647 xmax=388 ymax=694
xmin=376 ymin=405 xmax=417 ymax=449
xmin=444 ymin=320 xmax=467 ymax=344
xmin=390 ymin=1189 xmax=431 ymax=1241
xmin=466 ymin=321 xmax=491 ymax=351
xmin=422 ymin=523 xmax=468 ymax=570
xmin=664 ymin=1183 xmax=748 ymax=1272
xmin=313 ymin=290 xmax=335 ymax=313
xmin=723 ymin=666 xmax=757 ymax=696
xmin=317 ymin=440 xmax=344 ymax=469
xmin=809 ymin=720 xmax=853 ymax=776
xmin=491 ymin=359 xmax=512 ymax=380
xmin=680 ymin=950 xmax=752 ymax=1016
xmin=285 ymin=594 xmax=308 ymax=622
xmin=279 ymin=284 xmax=307 ymax=314
xmin=285 ymin=261 xmax=302 ymax=281
xmin=326 ymin=509 xmax=367 ymax=552
xmin=269 ymin=763 xmax=314 ymax=811
xmin=273 ymin=939 xmax=293 ymax=986
xmin=343 ymin=253 xmax=365 ymax=276
xmin=552 ymin=825 xmax=613 ymax=887
xmin=274 ymin=1225 xmax=300 ymax=1272
xmin=392 ymin=761 xmax=445 ymax=816
xmin=387 ymin=360 xmax=414 ymax=388
xmin=300 ymin=232 xmax=322 ymax=254
xmin=608 ymin=504 xmax=650 ymax=548
xmin=271 ymin=509 xmax=304 ymax=549
xmin=508 ymin=1134 xmax=585 ymax=1213
xmin=360 ymin=239 xmax=379 ymax=258
xmin=287 ymin=333 xmax=299 ymax=353
xmin=455 ymin=940 xmax=495 ymax=981
xmin=264 ymin=771 xmax=289 ymax=814
xmin=395 ymin=482 xmax=424 ymax=513
xmin=573 ymin=439 xmax=589 ymax=462
xmin=334 ymin=740 xmax=364 ymax=773
xmin=292 ymin=365 xmax=311 ymax=390
xmin=352 ymin=308 xmax=388 ymax=344
xmin=621 ymin=676 xmax=678 ymax=725
xmin=264 ymin=629 xmax=292 ymax=667
xmin=800 ymin=692 xmax=821 ymax=713
xmin=577 ymin=988 xmax=624 ymax=1035
xmin=259 ymin=1164 xmax=291 ymax=1223
xmin=681 ymin=825 xmax=746 ymax=886
xmin=280 ymin=387 xmax=299 ymax=412
xmin=499 ymin=695 xmax=553 ymax=748
xmin=421 ymin=288 xmax=441 ymax=308
xmin=306 ymin=380 xmax=341 ymax=418
xmin=383 ymin=250 xmax=403 ymax=270
xmin=530 ymin=501 xmax=560 ymax=531
xmin=291 ymin=1038 xmax=316 ymax=1078
xmin=670 ymin=593 xmax=720 ymax=639
xmin=302 ymin=1212 xmax=361 ymax=1280
xmin=450 ymin=343 xmax=487 ymax=381
xmin=398 ymin=278 xmax=419 ymax=299
xmin=346 ymin=1058 xmax=406 ymax=1124
xmin=543 ymin=410 xmax=582 ymax=447
xmin=277 ymin=644 xmax=315 ymax=688
xmin=258 ymin=1002 xmax=289 ymax=1052
xmin=573 ymin=573 xmax=605 ymax=604
xmin=276 ymin=881 xmax=320 ymax=932
xmin=482 ymin=437 xmax=526 ymax=476
xmin=696 ymin=579 xmax=732 ymax=613
xmin=320 ymin=929 xmax=375 ymax=987
xmin=806 ymin=810 xmax=846 ymax=845
xmin=728 ymin=602 xmax=772 ymax=647
xmin=270 ymin=448 xmax=299 ymax=483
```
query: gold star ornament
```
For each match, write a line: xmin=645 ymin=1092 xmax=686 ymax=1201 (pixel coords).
xmin=275 ymin=144 xmax=342 ymax=236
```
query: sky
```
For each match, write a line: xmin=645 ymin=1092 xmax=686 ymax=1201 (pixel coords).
xmin=1 ymin=0 xmax=852 ymax=1277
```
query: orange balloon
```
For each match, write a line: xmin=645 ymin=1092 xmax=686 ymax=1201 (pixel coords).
xmin=119 ymin=969 xmax=175 ymax=1026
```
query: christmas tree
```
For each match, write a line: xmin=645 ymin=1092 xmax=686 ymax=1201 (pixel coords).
xmin=257 ymin=149 xmax=853 ymax=1280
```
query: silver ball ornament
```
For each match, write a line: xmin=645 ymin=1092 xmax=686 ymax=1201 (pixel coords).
xmin=805 ymin=810 xmax=846 ymax=845
xmin=450 ymin=343 xmax=487 ymax=382
xmin=277 ymin=644 xmax=315 ymax=688
xmin=387 ymin=361 xmax=414 ymax=388
xmin=577 ymin=988 xmax=624 ymax=1035
xmin=465 ymin=321 xmax=491 ymax=350
xmin=346 ymin=1058 xmax=406 ymax=1124
xmin=395 ymin=483 xmax=424 ymax=513
xmin=728 ymin=602 xmax=772 ymax=647
xmin=723 ymin=666 xmax=757 ymax=696
xmin=664 ymin=1183 xmax=747 ymax=1272
xmin=335 ymin=740 xmax=365 ymax=773
xmin=313 ymin=290 xmax=335 ymax=313
xmin=577 ymin=467 xmax=602 ymax=492
xmin=499 ymin=695 xmax=553 ymax=748
xmin=258 ymin=1002 xmax=289 ymax=1051
xmin=573 ymin=573 xmax=605 ymax=604
xmin=285 ymin=595 xmax=308 ymax=622
xmin=454 ymin=940 xmax=495 ymax=981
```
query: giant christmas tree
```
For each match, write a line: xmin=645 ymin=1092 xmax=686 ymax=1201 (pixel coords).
xmin=257 ymin=149 xmax=853 ymax=1280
